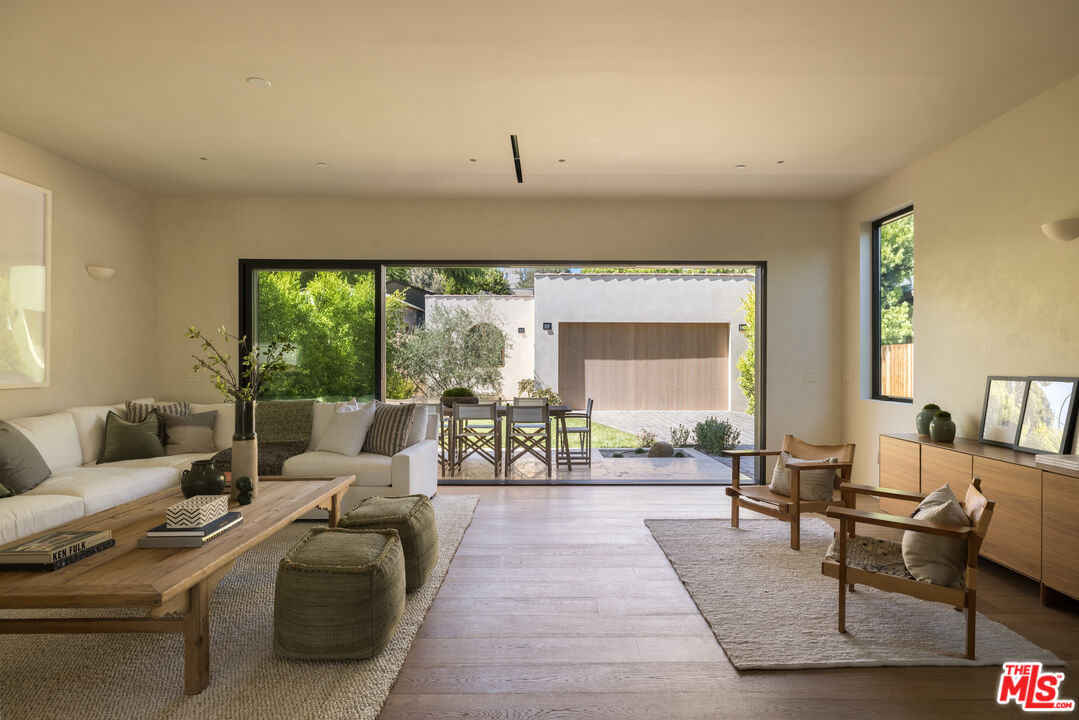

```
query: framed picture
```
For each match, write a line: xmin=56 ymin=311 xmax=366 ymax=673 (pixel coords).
xmin=1015 ymin=377 xmax=1079 ymax=454
xmin=979 ymin=376 xmax=1028 ymax=448
xmin=0 ymin=172 xmax=51 ymax=389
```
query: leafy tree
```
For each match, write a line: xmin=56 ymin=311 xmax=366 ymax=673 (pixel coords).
xmin=517 ymin=267 xmax=571 ymax=288
xmin=392 ymin=300 xmax=512 ymax=396
xmin=879 ymin=214 xmax=914 ymax=345
xmin=579 ymin=267 xmax=753 ymax=275
xmin=441 ymin=267 xmax=511 ymax=295
xmin=736 ymin=287 xmax=756 ymax=415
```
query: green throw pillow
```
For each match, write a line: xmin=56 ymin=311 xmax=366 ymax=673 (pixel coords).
xmin=98 ymin=410 xmax=165 ymax=464
xmin=0 ymin=483 xmax=16 ymax=498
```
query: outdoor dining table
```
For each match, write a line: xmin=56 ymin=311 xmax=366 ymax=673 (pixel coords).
xmin=439 ymin=403 xmax=575 ymax=475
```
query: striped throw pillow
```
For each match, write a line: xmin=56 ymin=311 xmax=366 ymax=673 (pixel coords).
xmin=126 ymin=400 xmax=191 ymax=423
xmin=361 ymin=403 xmax=420 ymax=457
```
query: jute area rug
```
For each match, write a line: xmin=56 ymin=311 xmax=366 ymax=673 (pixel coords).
xmin=645 ymin=517 xmax=1064 ymax=670
xmin=0 ymin=494 xmax=479 ymax=720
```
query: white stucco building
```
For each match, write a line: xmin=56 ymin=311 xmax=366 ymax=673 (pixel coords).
xmin=427 ymin=273 xmax=754 ymax=410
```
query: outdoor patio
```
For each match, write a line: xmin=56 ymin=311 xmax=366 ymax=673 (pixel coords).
xmin=440 ymin=409 xmax=757 ymax=485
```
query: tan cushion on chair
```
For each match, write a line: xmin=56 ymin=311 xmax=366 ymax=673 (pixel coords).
xmin=768 ymin=452 xmax=838 ymax=501
xmin=902 ymin=485 xmax=971 ymax=587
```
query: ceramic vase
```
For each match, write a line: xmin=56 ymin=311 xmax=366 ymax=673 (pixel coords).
xmin=180 ymin=459 xmax=226 ymax=498
xmin=929 ymin=411 xmax=956 ymax=443
xmin=232 ymin=400 xmax=258 ymax=498
xmin=916 ymin=403 xmax=941 ymax=435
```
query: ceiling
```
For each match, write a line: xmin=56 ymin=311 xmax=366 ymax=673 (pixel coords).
xmin=1 ymin=1 xmax=1078 ymax=198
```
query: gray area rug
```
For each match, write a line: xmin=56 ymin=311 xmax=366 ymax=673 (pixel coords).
xmin=645 ymin=517 xmax=1064 ymax=670
xmin=0 ymin=494 xmax=478 ymax=720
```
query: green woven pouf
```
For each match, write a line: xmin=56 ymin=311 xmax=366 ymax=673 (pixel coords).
xmin=274 ymin=527 xmax=405 ymax=660
xmin=340 ymin=495 xmax=438 ymax=592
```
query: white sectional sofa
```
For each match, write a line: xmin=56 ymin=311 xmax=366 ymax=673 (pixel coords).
xmin=1 ymin=399 xmax=438 ymax=544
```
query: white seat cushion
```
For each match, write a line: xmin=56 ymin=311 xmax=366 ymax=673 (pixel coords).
xmin=96 ymin=452 xmax=216 ymax=471
xmin=0 ymin=494 xmax=86 ymax=544
xmin=282 ymin=451 xmax=391 ymax=487
xmin=7 ymin=412 xmax=83 ymax=472
xmin=26 ymin=465 xmax=177 ymax=515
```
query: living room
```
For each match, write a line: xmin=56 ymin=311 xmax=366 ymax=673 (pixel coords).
xmin=2 ymin=1 xmax=1079 ymax=718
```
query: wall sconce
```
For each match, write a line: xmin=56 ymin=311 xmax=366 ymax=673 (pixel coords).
xmin=86 ymin=265 xmax=116 ymax=281
xmin=1042 ymin=218 xmax=1079 ymax=242
xmin=517 ymin=327 xmax=525 ymax=334
xmin=738 ymin=323 xmax=749 ymax=332
xmin=542 ymin=322 xmax=552 ymax=331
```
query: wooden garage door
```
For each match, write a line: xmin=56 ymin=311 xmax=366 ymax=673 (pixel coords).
xmin=558 ymin=322 xmax=729 ymax=410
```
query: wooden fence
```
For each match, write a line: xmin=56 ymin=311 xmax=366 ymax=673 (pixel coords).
xmin=880 ymin=343 xmax=912 ymax=398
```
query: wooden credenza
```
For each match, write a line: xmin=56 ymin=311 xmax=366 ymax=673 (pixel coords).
xmin=879 ymin=433 xmax=1076 ymax=603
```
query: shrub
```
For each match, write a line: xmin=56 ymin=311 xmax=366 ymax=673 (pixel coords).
xmin=612 ymin=452 xmax=624 ymax=458
xmin=636 ymin=428 xmax=657 ymax=448
xmin=516 ymin=378 xmax=562 ymax=405
xmin=634 ymin=447 xmax=646 ymax=454
xmin=674 ymin=451 xmax=686 ymax=458
xmin=669 ymin=424 xmax=694 ymax=447
xmin=694 ymin=417 xmax=741 ymax=454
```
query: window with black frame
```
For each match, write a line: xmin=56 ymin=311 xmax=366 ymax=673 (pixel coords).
xmin=872 ymin=207 xmax=914 ymax=402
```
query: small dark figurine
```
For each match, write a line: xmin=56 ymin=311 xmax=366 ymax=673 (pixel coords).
xmin=235 ymin=476 xmax=254 ymax=505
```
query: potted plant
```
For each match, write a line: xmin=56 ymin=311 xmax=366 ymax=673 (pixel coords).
xmin=440 ymin=386 xmax=478 ymax=408
xmin=186 ymin=326 xmax=294 ymax=497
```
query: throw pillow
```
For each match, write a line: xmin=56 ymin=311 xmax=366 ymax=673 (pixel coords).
xmin=406 ymin=405 xmax=429 ymax=447
xmin=161 ymin=411 xmax=218 ymax=456
xmin=98 ymin=410 xmax=165 ymax=464
xmin=308 ymin=399 xmax=359 ymax=450
xmin=126 ymin=399 xmax=190 ymax=424
xmin=902 ymin=485 xmax=971 ymax=587
xmin=362 ymin=402 xmax=421 ymax=457
xmin=0 ymin=420 xmax=52 ymax=493
xmin=768 ymin=451 xmax=838 ymax=501
xmin=316 ymin=402 xmax=377 ymax=455
xmin=0 ymin=483 xmax=13 ymax=499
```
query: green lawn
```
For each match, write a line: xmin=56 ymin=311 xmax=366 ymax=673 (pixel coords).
xmin=564 ymin=419 xmax=638 ymax=448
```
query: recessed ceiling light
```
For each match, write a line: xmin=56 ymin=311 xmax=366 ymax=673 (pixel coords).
xmin=246 ymin=76 xmax=271 ymax=88
xmin=315 ymin=162 xmax=329 ymax=168
xmin=558 ymin=158 xmax=566 ymax=163
xmin=469 ymin=158 xmax=477 ymax=163
xmin=777 ymin=160 xmax=785 ymax=164
xmin=199 ymin=156 xmax=208 ymax=161
xmin=735 ymin=164 xmax=747 ymax=169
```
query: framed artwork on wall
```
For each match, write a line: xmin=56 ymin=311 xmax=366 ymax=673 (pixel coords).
xmin=979 ymin=376 xmax=1028 ymax=448
xmin=0 ymin=172 xmax=51 ymax=389
xmin=1015 ymin=377 xmax=1079 ymax=454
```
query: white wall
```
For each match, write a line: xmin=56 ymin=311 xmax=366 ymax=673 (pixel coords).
xmin=533 ymin=273 xmax=753 ymax=411
xmin=154 ymin=197 xmax=843 ymax=450
xmin=0 ymin=130 xmax=157 ymax=419
xmin=425 ymin=294 xmax=534 ymax=399
xmin=841 ymin=73 xmax=1079 ymax=485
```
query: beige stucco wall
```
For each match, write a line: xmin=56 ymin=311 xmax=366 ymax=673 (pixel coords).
xmin=0 ymin=130 xmax=157 ymax=419
xmin=533 ymin=273 xmax=754 ymax=411
xmin=841 ymin=73 xmax=1079 ymax=485
xmin=153 ymin=197 xmax=843 ymax=451
xmin=425 ymin=294 xmax=535 ymax=399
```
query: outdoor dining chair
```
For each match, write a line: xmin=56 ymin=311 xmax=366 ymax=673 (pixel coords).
xmin=451 ymin=402 xmax=502 ymax=476
xmin=505 ymin=403 xmax=552 ymax=476
xmin=558 ymin=397 xmax=593 ymax=468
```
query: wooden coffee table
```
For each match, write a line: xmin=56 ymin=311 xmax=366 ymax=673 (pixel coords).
xmin=0 ymin=475 xmax=354 ymax=695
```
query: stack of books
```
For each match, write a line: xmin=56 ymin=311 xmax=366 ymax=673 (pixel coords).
xmin=137 ymin=512 xmax=242 ymax=548
xmin=0 ymin=529 xmax=114 ymax=572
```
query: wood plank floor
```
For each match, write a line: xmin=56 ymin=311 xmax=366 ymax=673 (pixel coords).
xmin=381 ymin=486 xmax=1079 ymax=719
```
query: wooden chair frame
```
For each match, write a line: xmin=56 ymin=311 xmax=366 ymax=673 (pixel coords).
xmin=452 ymin=403 xmax=502 ymax=476
xmin=558 ymin=398 xmax=593 ymax=468
xmin=821 ymin=478 xmax=995 ymax=660
xmin=505 ymin=404 xmax=552 ymax=476
xmin=723 ymin=435 xmax=855 ymax=550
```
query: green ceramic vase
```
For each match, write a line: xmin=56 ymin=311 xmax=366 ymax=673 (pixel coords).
xmin=929 ymin=411 xmax=956 ymax=443
xmin=916 ymin=403 xmax=941 ymax=435
xmin=180 ymin=459 xmax=227 ymax=498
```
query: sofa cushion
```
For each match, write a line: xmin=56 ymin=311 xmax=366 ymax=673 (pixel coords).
xmin=406 ymin=406 xmax=429 ymax=448
xmin=0 ymin=420 xmax=52 ymax=493
xmin=7 ymin=412 xmax=83 ymax=472
xmin=0 ymin=494 xmax=87 ymax=545
xmin=26 ymin=465 xmax=177 ymax=515
xmin=191 ymin=402 xmax=235 ymax=451
xmin=99 ymin=411 xmax=165 ymax=464
xmin=210 ymin=441 xmax=307 ymax=476
xmin=309 ymin=399 xmax=358 ymax=450
xmin=162 ymin=411 xmax=217 ymax=455
xmin=362 ymin=403 xmax=420 ymax=457
xmin=316 ymin=402 xmax=376 ymax=455
xmin=98 ymin=452 xmax=215 ymax=471
xmin=282 ymin=451 xmax=392 ymax=487
xmin=66 ymin=403 xmax=129 ymax=465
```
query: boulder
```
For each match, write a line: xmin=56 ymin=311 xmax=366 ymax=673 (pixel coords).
xmin=648 ymin=441 xmax=675 ymax=458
